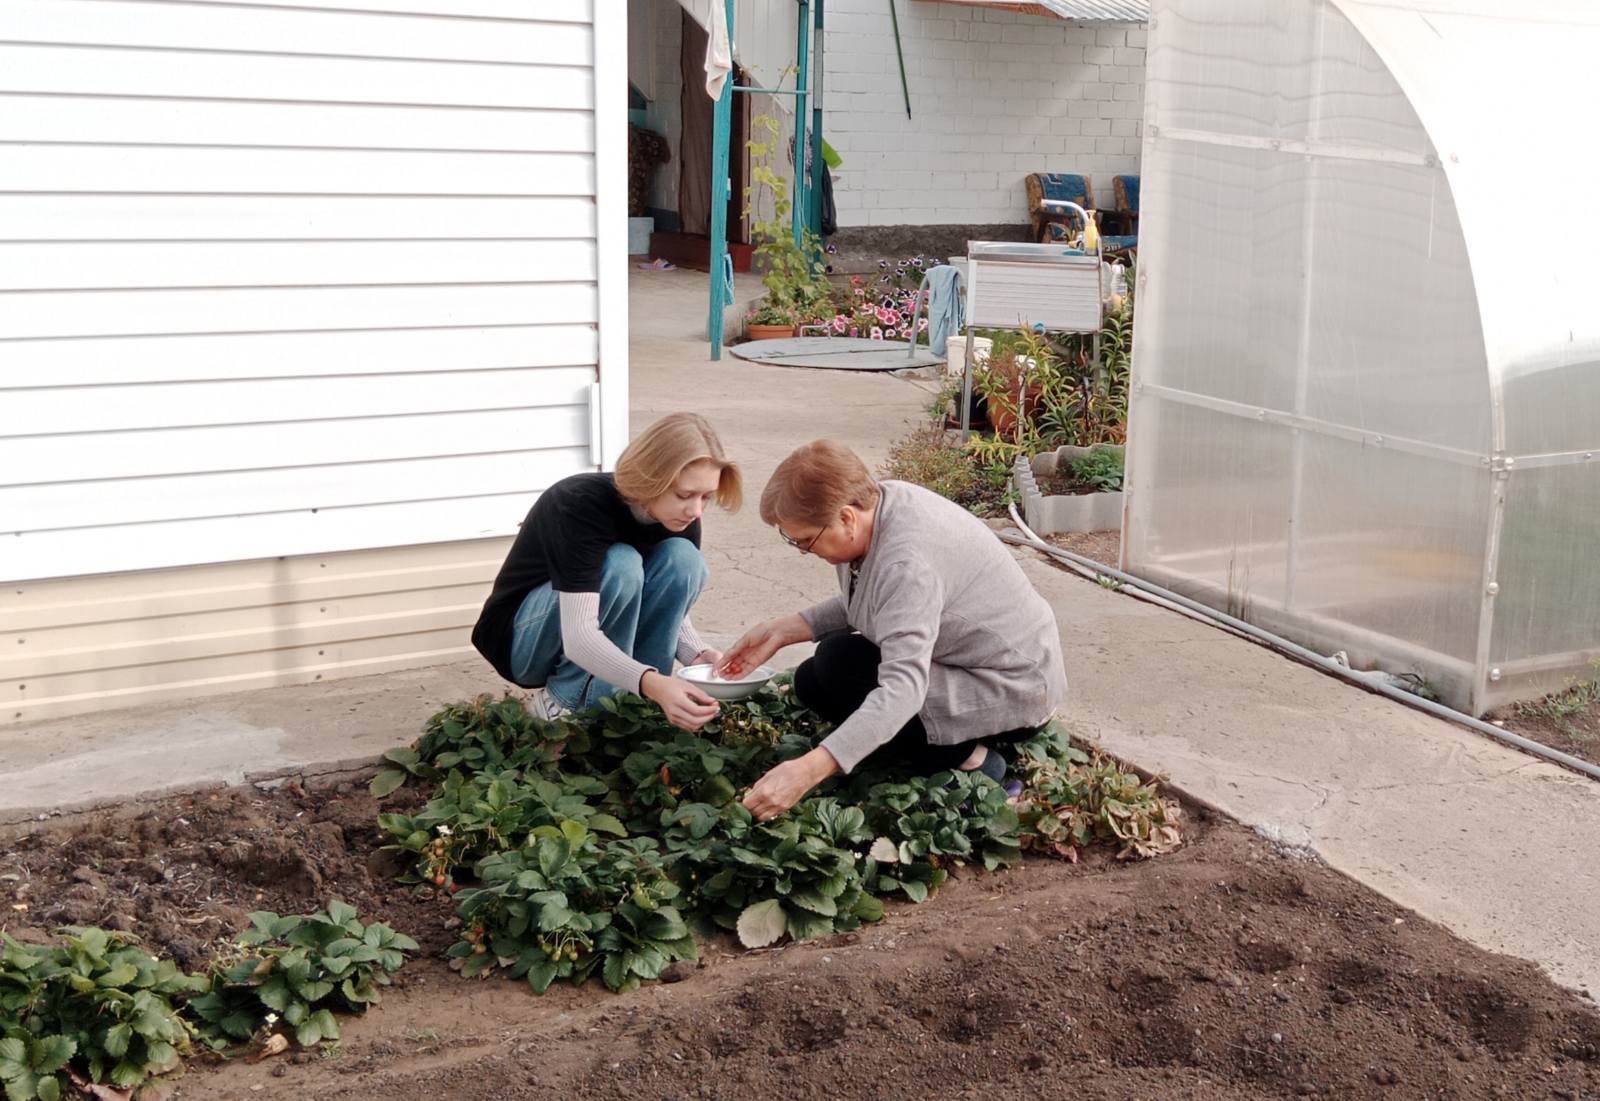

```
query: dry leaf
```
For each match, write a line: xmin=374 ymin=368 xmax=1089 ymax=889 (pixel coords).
xmin=248 ymin=1033 xmax=290 ymax=1063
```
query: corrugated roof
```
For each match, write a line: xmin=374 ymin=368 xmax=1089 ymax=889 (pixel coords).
xmin=925 ymin=0 xmax=1149 ymax=22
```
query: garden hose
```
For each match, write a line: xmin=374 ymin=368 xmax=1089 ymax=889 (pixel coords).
xmin=1001 ymin=499 xmax=1600 ymax=784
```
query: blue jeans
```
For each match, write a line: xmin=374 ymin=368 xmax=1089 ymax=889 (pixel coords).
xmin=508 ymin=540 xmax=708 ymax=710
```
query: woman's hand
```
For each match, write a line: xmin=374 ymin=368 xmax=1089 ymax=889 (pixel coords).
xmin=692 ymin=647 xmax=723 ymax=670
xmin=741 ymin=747 xmax=840 ymax=821
xmin=716 ymin=614 xmax=812 ymax=679
xmin=640 ymin=670 xmax=720 ymax=731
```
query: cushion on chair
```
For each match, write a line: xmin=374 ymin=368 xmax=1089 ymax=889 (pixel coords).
xmin=1113 ymin=174 xmax=1140 ymax=215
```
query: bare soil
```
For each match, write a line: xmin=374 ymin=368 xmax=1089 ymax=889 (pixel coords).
xmin=4 ymin=779 xmax=1598 ymax=1101
xmin=1489 ymin=698 xmax=1600 ymax=769
xmin=1045 ymin=529 xmax=1122 ymax=568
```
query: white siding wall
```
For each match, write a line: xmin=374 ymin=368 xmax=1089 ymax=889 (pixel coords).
xmin=0 ymin=0 xmax=628 ymax=724
xmin=823 ymin=1 xmax=1146 ymax=226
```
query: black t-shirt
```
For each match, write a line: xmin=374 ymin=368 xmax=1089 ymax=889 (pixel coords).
xmin=471 ymin=472 xmax=702 ymax=684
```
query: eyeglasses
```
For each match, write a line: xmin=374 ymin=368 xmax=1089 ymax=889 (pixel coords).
xmin=778 ymin=521 xmax=830 ymax=555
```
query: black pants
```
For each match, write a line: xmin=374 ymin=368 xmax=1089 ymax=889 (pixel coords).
xmin=794 ymin=632 xmax=1030 ymax=774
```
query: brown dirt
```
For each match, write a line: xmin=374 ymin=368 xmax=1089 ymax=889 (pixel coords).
xmin=3 ymin=783 xmax=1598 ymax=1101
xmin=1489 ymin=695 xmax=1600 ymax=769
xmin=1045 ymin=529 xmax=1122 ymax=567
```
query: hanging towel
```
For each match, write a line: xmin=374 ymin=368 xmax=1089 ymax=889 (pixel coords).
xmin=924 ymin=264 xmax=965 ymax=356
xmin=704 ymin=1 xmax=732 ymax=99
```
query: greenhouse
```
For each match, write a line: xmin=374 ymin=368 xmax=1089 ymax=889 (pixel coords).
xmin=1123 ymin=0 xmax=1600 ymax=715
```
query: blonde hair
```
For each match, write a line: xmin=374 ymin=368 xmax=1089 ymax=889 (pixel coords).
xmin=614 ymin=413 xmax=742 ymax=511
xmin=759 ymin=440 xmax=881 ymax=528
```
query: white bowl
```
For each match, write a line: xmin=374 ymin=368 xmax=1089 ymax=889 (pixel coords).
xmin=677 ymin=663 xmax=776 ymax=701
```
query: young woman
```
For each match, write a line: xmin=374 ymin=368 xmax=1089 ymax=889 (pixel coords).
xmin=472 ymin=413 xmax=740 ymax=730
xmin=717 ymin=440 xmax=1067 ymax=821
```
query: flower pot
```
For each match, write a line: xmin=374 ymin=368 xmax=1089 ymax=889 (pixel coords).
xmin=745 ymin=323 xmax=796 ymax=341
xmin=985 ymin=384 xmax=1045 ymax=438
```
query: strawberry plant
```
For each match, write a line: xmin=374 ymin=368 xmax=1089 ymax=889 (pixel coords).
xmin=448 ymin=823 xmax=696 ymax=994
xmin=853 ymin=770 xmax=1022 ymax=902
xmin=674 ymin=800 xmax=884 ymax=947
xmin=367 ymin=691 xmax=1182 ymax=998
xmin=0 ymin=927 xmax=204 ymax=1098
xmin=1008 ymin=725 xmax=1182 ymax=861
xmin=371 ymin=694 xmax=586 ymax=796
xmin=379 ymin=769 xmax=625 ymax=888
xmin=186 ymin=900 xmax=417 ymax=1050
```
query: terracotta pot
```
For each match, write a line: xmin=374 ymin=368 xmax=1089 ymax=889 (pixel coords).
xmin=986 ymin=385 xmax=1045 ymax=437
xmin=746 ymin=323 xmax=796 ymax=341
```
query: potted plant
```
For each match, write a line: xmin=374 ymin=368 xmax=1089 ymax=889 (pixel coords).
xmin=740 ymin=114 xmax=831 ymax=344
xmin=745 ymin=301 xmax=798 ymax=342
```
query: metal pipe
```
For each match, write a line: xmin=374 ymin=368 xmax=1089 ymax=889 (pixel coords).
xmin=792 ymin=0 xmax=811 ymax=249
xmin=1002 ymin=500 xmax=1600 ymax=783
xmin=887 ymin=0 xmax=911 ymax=119
xmin=706 ymin=0 xmax=736 ymax=361
xmin=809 ymin=0 xmax=825 ymax=236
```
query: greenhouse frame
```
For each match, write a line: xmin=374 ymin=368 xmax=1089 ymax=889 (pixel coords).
xmin=1123 ymin=0 xmax=1600 ymax=715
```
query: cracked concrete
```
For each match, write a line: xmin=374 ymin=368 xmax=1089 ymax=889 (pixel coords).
xmin=3 ymin=269 xmax=1596 ymax=1003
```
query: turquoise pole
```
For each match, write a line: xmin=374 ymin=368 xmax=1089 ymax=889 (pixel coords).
xmin=706 ymin=0 xmax=736 ymax=360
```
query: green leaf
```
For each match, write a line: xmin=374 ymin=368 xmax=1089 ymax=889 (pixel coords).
xmin=901 ymin=879 xmax=929 ymax=903
xmin=527 ymin=958 xmax=560 ymax=994
xmin=601 ymin=952 xmax=629 ymax=991
xmin=369 ymin=769 xmax=407 ymax=797
xmin=30 ymin=1039 xmax=73 ymax=1078
xmin=96 ymin=963 xmax=139 ymax=988
xmin=788 ymin=888 xmax=838 ymax=916
xmin=257 ymin=977 xmax=291 ymax=1012
xmin=869 ymin=837 xmax=899 ymax=863
xmin=852 ymin=895 xmax=886 ymax=922
xmin=325 ymin=899 xmax=358 ymax=927
xmin=35 ymin=1077 xmax=60 ymax=1101
xmin=100 ymin=1022 xmax=132 ymax=1060
xmin=144 ymin=1041 xmax=178 ymax=1070
xmin=735 ymin=899 xmax=787 ymax=949
xmin=0 ymin=1038 xmax=26 ymax=1078
xmin=586 ymin=813 xmax=627 ymax=837
xmin=109 ymin=1061 xmax=146 ymax=1088
xmin=4 ymin=1074 xmax=36 ymax=1101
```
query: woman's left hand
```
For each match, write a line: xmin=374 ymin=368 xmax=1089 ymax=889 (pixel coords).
xmin=742 ymin=747 xmax=840 ymax=821
xmin=693 ymin=648 xmax=723 ymax=670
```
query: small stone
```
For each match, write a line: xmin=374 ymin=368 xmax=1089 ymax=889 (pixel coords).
xmin=1272 ymin=1032 xmax=1283 ymax=1043
xmin=660 ymin=962 xmax=691 ymax=984
xmin=1296 ymin=1086 xmax=1317 ymax=1097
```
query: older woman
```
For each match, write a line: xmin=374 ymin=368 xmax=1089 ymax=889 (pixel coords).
xmin=717 ymin=440 xmax=1067 ymax=821
xmin=472 ymin=412 xmax=740 ymax=731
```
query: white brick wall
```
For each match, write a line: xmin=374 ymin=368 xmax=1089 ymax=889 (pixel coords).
xmin=823 ymin=1 xmax=1145 ymax=227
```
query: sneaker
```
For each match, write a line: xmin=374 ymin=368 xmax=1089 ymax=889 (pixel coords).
xmin=528 ymin=686 xmax=571 ymax=721
xmin=975 ymin=744 xmax=1008 ymax=783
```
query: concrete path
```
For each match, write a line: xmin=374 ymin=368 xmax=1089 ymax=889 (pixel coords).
xmin=4 ymin=270 xmax=1596 ymax=1003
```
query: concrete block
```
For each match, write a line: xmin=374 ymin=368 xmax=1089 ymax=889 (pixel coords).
xmin=1083 ymin=45 xmax=1115 ymax=64
xmin=1096 ymin=26 xmax=1127 ymax=46
xmin=1114 ymin=46 xmax=1146 ymax=67
xmin=1015 ymin=446 xmax=1126 ymax=535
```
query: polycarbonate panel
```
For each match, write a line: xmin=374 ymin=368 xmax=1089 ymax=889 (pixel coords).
xmin=1499 ymin=356 xmax=1600 ymax=459
xmin=1298 ymin=158 xmax=1489 ymax=452
xmin=1289 ymin=435 xmax=1488 ymax=663
xmin=1137 ymin=141 xmax=1303 ymax=411
xmin=1490 ymin=464 xmax=1600 ymax=668
xmin=1129 ymin=0 xmax=1505 ymax=712
xmin=1124 ymin=398 xmax=1292 ymax=616
xmin=1149 ymin=0 xmax=1429 ymax=157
